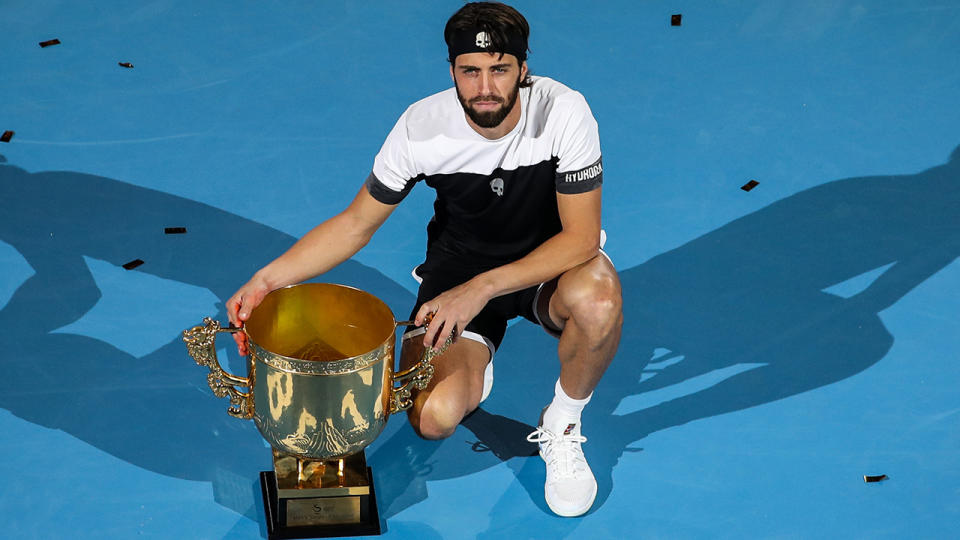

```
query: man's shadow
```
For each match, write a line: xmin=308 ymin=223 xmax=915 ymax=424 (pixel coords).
xmin=2 ymin=144 xmax=958 ymax=533
xmin=0 ymin=156 xmax=417 ymax=522
xmin=449 ymin=144 xmax=959 ymax=535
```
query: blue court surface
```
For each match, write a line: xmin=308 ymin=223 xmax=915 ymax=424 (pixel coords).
xmin=2 ymin=1 xmax=958 ymax=538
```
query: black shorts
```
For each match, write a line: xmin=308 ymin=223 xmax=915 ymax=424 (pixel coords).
xmin=403 ymin=254 xmax=555 ymax=356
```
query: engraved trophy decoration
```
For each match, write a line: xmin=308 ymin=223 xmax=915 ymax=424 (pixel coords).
xmin=183 ymin=283 xmax=446 ymax=538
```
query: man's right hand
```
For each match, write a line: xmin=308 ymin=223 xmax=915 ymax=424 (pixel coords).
xmin=227 ymin=276 xmax=273 ymax=356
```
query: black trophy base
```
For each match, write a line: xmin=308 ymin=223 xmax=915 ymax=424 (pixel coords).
xmin=260 ymin=470 xmax=381 ymax=539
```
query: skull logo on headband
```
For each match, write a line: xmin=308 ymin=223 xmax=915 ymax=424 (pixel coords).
xmin=475 ymin=31 xmax=491 ymax=48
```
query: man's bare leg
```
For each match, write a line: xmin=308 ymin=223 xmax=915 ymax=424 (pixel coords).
xmin=528 ymin=252 xmax=622 ymax=517
xmin=544 ymin=253 xmax=623 ymax=399
xmin=400 ymin=336 xmax=491 ymax=440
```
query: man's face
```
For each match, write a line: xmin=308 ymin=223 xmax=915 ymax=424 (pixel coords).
xmin=451 ymin=52 xmax=527 ymax=129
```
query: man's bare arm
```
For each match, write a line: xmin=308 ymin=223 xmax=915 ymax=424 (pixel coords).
xmin=416 ymin=188 xmax=602 ymax=347
xmin=228 ymin=186 xmax=396 ymax=353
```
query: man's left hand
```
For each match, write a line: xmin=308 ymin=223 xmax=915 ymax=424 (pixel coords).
xmin=415 ymin=279 xmax=491 ymax=350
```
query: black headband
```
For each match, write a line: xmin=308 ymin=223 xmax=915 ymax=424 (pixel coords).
xmin=447 ymin=27 xmax=527 ymax=63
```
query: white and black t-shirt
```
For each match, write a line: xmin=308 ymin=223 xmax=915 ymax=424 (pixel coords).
xmin=366 ymin=76 xmax=603 ymax=269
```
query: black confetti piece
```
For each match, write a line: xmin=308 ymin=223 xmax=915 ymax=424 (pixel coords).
xmin=118 ymin=62 xmax=134 ymax=68
xmin=122 ymin=259 xmax=144 ymax=270
xmin=164 ymin=227 xmax=187 ymax=234
xmin=39 ymin=39 xmax=61 ymax=48
xmin=0 ymin=131 xmax=13 ymax=143
xmin=671 ymin=14 xmax=682 ymax=26
xmin=741 ymin=180 xmax=759 ymax=191
xmin=863 ymin=474 xmax=888 ymax=483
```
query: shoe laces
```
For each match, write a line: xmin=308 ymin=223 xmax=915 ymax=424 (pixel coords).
xmin=526 ymin=427 xmax=589 ymax=479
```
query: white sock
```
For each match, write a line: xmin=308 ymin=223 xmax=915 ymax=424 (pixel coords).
xmin=541 ymin=379 xmax=592 ymax=435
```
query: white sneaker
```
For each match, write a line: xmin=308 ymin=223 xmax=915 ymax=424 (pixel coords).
xmin=479 ymin=360 xmax=493 ymax=403
xmin=526 ymin=422 xmax=597 ymax=517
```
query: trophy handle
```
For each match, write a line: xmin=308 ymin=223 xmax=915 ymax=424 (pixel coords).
xmin=389 ymin=356 xmax=436 ymax=414
xmin=182 ymin=317 xmax=254 ymax=419
xmin=388 ymin=316 xmax=451 ymax=414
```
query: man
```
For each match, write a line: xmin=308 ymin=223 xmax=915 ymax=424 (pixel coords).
xmin=228 ymin=2 xmax=622 ymax=517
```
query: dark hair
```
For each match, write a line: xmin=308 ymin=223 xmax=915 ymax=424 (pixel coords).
xmin=445 ymin=2 xmax=533 ymax=87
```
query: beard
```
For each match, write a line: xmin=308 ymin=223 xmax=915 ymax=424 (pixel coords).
xmin=455 ymin=75 xmax=522 ymax=129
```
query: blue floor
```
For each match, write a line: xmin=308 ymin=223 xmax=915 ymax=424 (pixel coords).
xmin=2 ymin=1 xmax=958 ymax=538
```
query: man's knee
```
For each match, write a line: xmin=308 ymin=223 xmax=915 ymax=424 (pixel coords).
xmin=407 ymin=391 xmax=468 ymax=440
xmin=566 ymin=266 xmax=623 ymax=336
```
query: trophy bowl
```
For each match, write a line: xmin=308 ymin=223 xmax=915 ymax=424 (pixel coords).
xmin=183 ymin=283 xmax=437 ymax=538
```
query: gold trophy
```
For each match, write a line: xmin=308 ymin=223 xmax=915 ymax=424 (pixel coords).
xmin=183 ymin=283 xmax=442 ymax=539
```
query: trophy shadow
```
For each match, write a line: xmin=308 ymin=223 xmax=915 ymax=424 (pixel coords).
xmin=0 ymin=158 xmax=417 ymax=523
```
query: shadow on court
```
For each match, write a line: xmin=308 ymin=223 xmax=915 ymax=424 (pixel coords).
xmin=1 ymin=145 xmax=957 ymax=536
xmin=0 ymin=157 xmax=417 ymax=530
xmin=457 ymin=145 xmax=960 ymax=537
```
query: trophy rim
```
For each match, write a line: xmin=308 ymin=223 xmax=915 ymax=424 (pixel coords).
xmin=246 ymin=282 xmax=397 ymax=376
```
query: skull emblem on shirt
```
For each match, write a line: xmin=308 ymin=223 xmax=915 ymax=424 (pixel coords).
xmin=490 ymin=177 xmax=504 ymax=196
